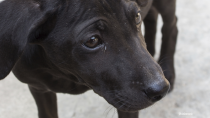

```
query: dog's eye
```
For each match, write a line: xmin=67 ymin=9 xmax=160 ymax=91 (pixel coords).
xmin=135 ymin=12 xmax=141 ymax=24
xmin=84 ymin=36 xmax=101 ymax=48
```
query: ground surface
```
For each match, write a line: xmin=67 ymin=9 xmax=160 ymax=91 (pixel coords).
xmin=0 ymin=0 xmax=210 ymax=118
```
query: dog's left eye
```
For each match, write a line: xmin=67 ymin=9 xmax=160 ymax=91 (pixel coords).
xmin=135 ymin=12 xmax=141 ymax=25
xmin=84 ymin=36 xmax=102 ymax=48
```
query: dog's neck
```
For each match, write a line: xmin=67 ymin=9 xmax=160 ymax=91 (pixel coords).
xmin=20 ymin=44 xmax=83 ymax=84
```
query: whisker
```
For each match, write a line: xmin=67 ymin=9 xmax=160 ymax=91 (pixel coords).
xmin=104 ymin=106 xmax=112 ymax=116
xmin=158 ymin=55 xmax=172 ymax=65
xmin=106 ymin=106 xmax=114 ymax=118
xmin=112 ymin=109 xmax=116 ymax=118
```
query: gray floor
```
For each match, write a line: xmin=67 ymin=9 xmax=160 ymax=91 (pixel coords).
xmin=1 ymin=0 xmax=210 ymax=118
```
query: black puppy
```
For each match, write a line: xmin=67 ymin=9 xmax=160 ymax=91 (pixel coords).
xmin=0 ymin=0 xmax=177 ymax=118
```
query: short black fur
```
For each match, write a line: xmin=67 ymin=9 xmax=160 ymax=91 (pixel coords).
xmin=0 ymin=0 xmax=178 ymax=118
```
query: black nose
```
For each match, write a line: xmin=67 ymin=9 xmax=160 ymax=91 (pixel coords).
xmin=143 ymin=80 xmax=170 ymax=102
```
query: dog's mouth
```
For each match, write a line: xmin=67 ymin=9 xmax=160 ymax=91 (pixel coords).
xmin=93 ymin=88 xmax=154 ymax=112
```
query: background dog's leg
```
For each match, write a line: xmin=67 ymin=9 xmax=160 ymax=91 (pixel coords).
xmin=153 ymin=0 xmax=178 ymax=91
xmin=117 ymin=110 xmax=138 ymax=118
xmin=29 ymin=86 xmax=58 ymax=118
xmin=144 ymin=6 xmax=159 ymax=56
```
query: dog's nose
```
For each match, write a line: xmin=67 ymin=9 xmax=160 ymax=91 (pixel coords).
xmin=143 ymin=79 xmax=170 ymax=102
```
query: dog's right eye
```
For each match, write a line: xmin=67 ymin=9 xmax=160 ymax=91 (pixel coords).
xmin=84 ymin=36 xmax=102 ymax=48
xmin=135 ymin=12 xmax=141 ymax=25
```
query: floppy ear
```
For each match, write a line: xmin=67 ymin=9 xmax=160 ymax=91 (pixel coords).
xmin=136 ymin=0 xmax=148 ymax=7
xmin=0 ymin=0 xmax=59 ymax=79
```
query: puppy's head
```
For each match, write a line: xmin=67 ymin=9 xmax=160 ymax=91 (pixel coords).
xmin=0 ymin=0 xmax=169 ymax=112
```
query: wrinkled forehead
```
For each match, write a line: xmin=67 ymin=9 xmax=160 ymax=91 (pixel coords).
xmin=56 ymin=0 xmax=141 ymax=37
xmin=65 ymin=0 xmax=140 ymax=20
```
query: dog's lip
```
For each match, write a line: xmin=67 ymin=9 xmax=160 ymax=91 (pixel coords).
xmin=91 ymin=86 xmax=157 ymax=111
xmin=115 ymin=94 xmax=153 ymax=111
xmin=95 ymin=90 xmax=154 ymax=112
xmin=109 ymin=97 xmax=153 ymax=112
xmin=92 ymin=87 xmax=104 ymax=97
xmin=93 ymin=87 xmax=164 ymax=112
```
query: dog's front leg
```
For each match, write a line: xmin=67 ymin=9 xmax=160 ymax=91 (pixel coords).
xmin=144 ymin=5 xmax=159 ymax=56
xmin=117 ymin=110 xmax=139 ymax=118
xmin=153 ymin=0 xmax=178 ymax=91
xmin=29 ymin=86 xmax=58 ymax=118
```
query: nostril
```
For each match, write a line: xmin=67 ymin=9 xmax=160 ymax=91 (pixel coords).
xmin=152 ymin=95 xmax=163 ymax=101
xmin=143 ymin=82 xmax=170 ymax=102
xmin=143 ymin=89 xmax=165 ymax=102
